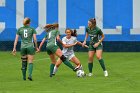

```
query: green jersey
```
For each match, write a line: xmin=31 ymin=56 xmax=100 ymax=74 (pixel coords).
xmin=16 ymin=25 xmax=37 ymax=48
xmin=45 ymin=29 xmax=60 ymax=47
xmin=86 ymin=26 xmax=103 ymax=45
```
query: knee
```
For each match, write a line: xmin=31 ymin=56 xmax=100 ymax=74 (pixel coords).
xmin=60 ymin=55 xmax=66 ymax=62
xmin=96 ymin=56 xmax=102 ymax=60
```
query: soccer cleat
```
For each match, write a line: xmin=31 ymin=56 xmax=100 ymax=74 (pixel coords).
xmin=23 ymin=77 xmax=26 ymax=81
xmin=28 ymin=77 xmax=33 ymax=81
xmin=50 ymin=74 xmax=55 ymax=77
xmin=104 ymin=70 xmax=108 ymax=77
xmin=87 ymin=73 xmax=93 ymax=77
xmin=74 ymin=64 xmax=82 ymax=71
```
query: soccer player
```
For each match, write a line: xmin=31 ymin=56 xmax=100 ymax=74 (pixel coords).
xmin=82 ymin=18 xmax=108 ymax=77
xmin=53 ymin=29 xmax=88 ymax=75
xmin=38 ymin=24 xmax=77 ymax=77
xmin=12 ymin=17 xmax=39 ymax=81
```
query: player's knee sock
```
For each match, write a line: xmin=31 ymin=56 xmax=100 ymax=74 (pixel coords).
xmin=50 ymin=63 xmax=55 ymax=75
xmin=99 ymin=59 xmax=106 ymax=71
xmin=53 ymin=65 xmax=58 ymax=74
xmin=88 ymin=62 xmax=93 ymax=73
xmin=21 ymin=61 xmax=27 ymax=80
xmin=60 ymin=55 xmax=74 ymax=70
xmin=28 ymin=63 xmax=33 ymax=78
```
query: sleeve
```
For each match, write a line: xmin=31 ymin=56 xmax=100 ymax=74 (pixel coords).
xmin=86 ymin=27 xmax=89 ymax=33
xmin=62 ymin=37 xmax=66 ymax=44
xmin=98 ymin=29 xmax=103 ymax=35
xmin=16 ymin=28 xmax=20 ymax=35
xmin=56 ymin=30 xmax=60 ymax=36
xmin=32 ymin=28 xmax=37 ymax=34
xmin=44 ymin=33 xmax=47 ymax=39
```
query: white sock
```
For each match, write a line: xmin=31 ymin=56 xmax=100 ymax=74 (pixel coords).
xmin=53 ymin=65 xmax=58 ymax=74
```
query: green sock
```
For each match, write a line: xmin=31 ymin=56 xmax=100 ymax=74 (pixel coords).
xmin=99 ymin=59 xmax=106 ymax=71
xmin=28 ymin=63 xmax=33 ymax=78
xmin=21 ymin=61 xmax=27 ymax=80
xmin=63 ymin=60 xmax=74 ymax=70
xmin=88 ymin=63 xmax=93 ymax=73
xmin=50 ymin=63 xmax=55 ymax=75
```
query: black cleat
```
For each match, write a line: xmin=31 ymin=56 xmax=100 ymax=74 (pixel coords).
xmin=28 ymin=77 xmax=33 ymax=81
xmin=23 ymin=78 xmax=26 ymax=81
xmin=50 ymin=73 xmax=55 ymax=77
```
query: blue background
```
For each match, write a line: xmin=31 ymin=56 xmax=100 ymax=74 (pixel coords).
xmin=0 ymin=0 xmax=138 ymax=41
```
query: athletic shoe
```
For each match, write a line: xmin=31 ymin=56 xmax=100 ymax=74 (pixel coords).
xmin=87 ymin=73 xmax=93 ymax=77
xmin=50 ymin=74 xmax=55 ymax=77
xmin=104 ymin=70 xmax=108 ymax=77
xmin=28 ymin=77 xmax=33 ymax=81
xmin=74 ymin=64 xmax=82 ymax=71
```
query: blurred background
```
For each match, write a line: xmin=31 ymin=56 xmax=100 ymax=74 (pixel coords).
xmin=0 ymin=0 xmax=140 ymax=52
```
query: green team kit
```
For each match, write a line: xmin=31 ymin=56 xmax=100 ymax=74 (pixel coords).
xmin=45 ymin=29 xmax=60 ymax=55
xmin=86 ymin=26 xmax=103 ymax=51
xmin=16 ymin=25 xmax=36 ymax=55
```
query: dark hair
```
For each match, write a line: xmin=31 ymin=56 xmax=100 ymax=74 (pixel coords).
xmin=71 ymin=29 xmax=77 ymax=37
xmin=65 ymin=28 xmax=77 ymax=37
xmin=89 ymin=18 xmax=96 ymax=26
xmin=44 ymin=23 xmax=59 ymax=32
xmin=23 ymin=17 xmax=31 ymax=25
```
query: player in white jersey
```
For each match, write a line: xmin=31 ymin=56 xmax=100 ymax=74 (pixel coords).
xmin=53 ymin=28 xmax=88 ymax=75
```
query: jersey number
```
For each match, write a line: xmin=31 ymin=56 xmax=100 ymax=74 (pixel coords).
xmin=48 ymin=32 xmax=52 ymax=39
xmin=24 ymin=29 xmax=28 ymax=38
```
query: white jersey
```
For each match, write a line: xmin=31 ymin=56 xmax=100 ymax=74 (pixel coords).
xmin=62 ymin=36 xmax=77 ymax=57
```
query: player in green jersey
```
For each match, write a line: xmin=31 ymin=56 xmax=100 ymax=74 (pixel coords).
xmin=38 ymin=24 xmax=77 ymax=77
xmin=12 ymin=17 xmax=39 ymax=81
xmin=82 ymin=18 xmax=108 ymax=77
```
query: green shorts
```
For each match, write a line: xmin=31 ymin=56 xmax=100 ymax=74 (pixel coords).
xmin=46 ymin=45 xmax=59 ymax=55
xmin=88 ymin=44 xmax=103 ymax=51
xmin=20 ymin=47 xmax=35 ymax=56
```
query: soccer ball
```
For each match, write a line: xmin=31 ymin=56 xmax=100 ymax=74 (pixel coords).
xmin=76 ymin=70 xmax=85 ymax=77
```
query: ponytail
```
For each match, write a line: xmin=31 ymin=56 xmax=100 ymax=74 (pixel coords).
xmin=71 ymin=29 xmax=77 ymax=37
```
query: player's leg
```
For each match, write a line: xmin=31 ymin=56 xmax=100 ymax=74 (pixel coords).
xmin=21 ymin=55 xmax=27 ymax=80
xmin=27 ymin=47 xmax=35 ymax=80
xmin=27 ymin=55 xmax=34 ymax=80
xmin=88 ymin=51 xmax=96 ymax=76
xmin=55 ymin=48 xmax=75 ymax=70
xmin=70 ymin=55 xmax=82 ymax=70
xmin=53 ymin=58 xmax=62 ymax=75
xmin=20 ymin=48 xmax=27 ymax=80
xmin=49 ymin=54 xmax=56 ymax=77
xmin=96 ymin=49 xmax=108 ymax=77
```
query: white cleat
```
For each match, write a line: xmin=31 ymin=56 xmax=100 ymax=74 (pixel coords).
xmin=87 ymin=73 xmax=93 ymax=77
xmin=104 ymin=70 xmax=108 ymax=77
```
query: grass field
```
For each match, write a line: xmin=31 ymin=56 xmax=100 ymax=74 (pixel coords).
xmin=0 ymin=52 xmax=140 ymax=93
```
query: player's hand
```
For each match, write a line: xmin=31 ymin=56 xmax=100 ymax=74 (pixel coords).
xmin=93 ymin=42 xmax=100 ymax=48
xmin=12 ymin=49 xmax=16 ymax=56
xmin=36 ymin=48 xmax=40 ymax=53
xmin=84 ymin=45 xmax=89 ymax=48
xmin=82 ymin=41 xmax=86 ymax=47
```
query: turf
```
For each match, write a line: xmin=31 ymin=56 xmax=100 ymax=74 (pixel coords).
xmin=0 ymin=52 xmax=140 ymax=93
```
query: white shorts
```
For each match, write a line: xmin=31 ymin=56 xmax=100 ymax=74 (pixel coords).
xmin=64 ymin=53 xmax=75 ymax=60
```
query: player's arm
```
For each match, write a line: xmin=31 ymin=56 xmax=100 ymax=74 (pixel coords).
xmin=94 ymin=30 xmax=105 ymax=48
xmin=12 ymin=34 xmax=19 ymax=55
xmin=82 ymin=32 xmax=88 ymax=47
xmin=56 ymin=35 xmax=63 ymax=45
xmin=33 ymin=34 xmax=38 ymax=51
xmin=39 ymin=38 xmax=47 ymax=51
xmin=98 ymin=34 xmax=105 ymax=44
xmin=77 ymin=41 xmax=88 ymax=48
xmin=62 ymin=42 xmax=77 ymax=48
